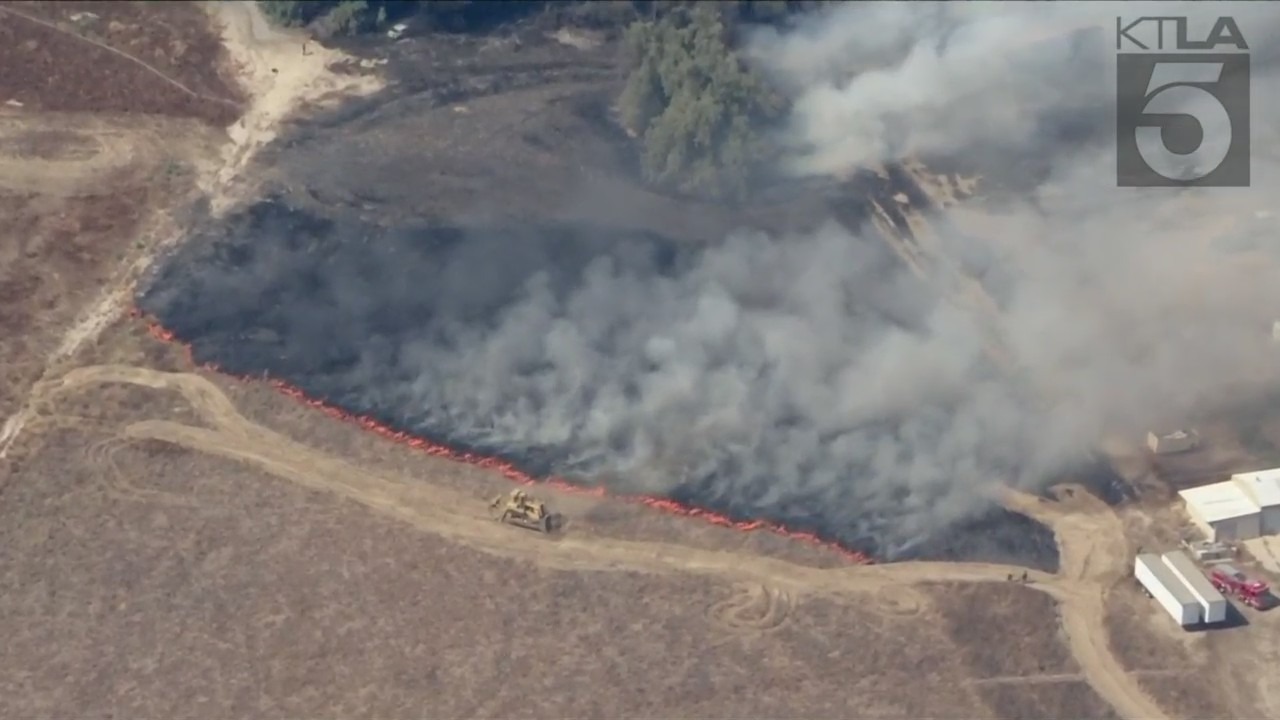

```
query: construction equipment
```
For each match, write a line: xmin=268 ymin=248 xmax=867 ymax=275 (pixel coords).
xmin=1209 ymin=564 xmax=1271 ymax=609
xmin=488 ymin=488 xmax=556 ymax=533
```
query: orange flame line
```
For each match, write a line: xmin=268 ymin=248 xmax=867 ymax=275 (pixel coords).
xmin=128 ymin=306 xmax=874 ymax=565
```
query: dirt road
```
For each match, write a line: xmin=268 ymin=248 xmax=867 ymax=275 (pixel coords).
xmin=45 ymin=363 xmax=1170 ymax=720
xmin=0 ymin=1 xmax=380 ymax=461
xmin=203 ymin=0 xmax=381 ymax=210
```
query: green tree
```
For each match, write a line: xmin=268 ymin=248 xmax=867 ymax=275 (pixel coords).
xmin=619 ymin=5 xmax=783 ymax=201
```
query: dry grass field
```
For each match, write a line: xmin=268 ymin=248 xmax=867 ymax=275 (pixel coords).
xmin=1 ymin=319 xmax=994 ymax=720
xmin=4 ymin=3 xmax=1280 ymax=720
xmin=0 ymin=0 xmax=237 ymax=424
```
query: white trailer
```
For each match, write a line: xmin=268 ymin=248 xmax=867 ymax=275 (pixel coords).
xmin=1135 ymin=553 xmax=1201 ymax=627
xmin=1162 ymin=550 xmax=1228 ymax=624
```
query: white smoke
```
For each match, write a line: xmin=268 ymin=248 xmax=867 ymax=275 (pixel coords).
xmin=748 ymin=1 xmax=1280 ymax=175
xmin=154 ymin=2 xmax=1280 ymax=559
xmin=366 ymin=1 xmax=1280 ymax=555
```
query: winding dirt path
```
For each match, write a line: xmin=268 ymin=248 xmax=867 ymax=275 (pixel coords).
xmin=0 ymin=1 xmax=380 ymax=461
xmin=45 ymin=363 xmax=1171 ymax=720
xmin=866 ymin=166 xmax=1172 ymax=718
xmin=0 ymin=4 xmax=242 ymax=108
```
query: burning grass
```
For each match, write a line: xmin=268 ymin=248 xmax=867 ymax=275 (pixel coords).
xmin=133 ymin=197 xmax=1061 ymax=571
xmin=129 ymin=307 xmax=875 ymax=565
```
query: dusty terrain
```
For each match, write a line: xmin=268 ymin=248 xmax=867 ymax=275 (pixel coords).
xmin=0 ymin=0 xmax=238 ymax=429
xmin=0 ymin=0 xmax=375 ymax=459
xmin=4 ymin=3 xmax=1280 ymax=720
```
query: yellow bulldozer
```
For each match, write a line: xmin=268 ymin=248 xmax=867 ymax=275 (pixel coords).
xmin=488 ymin=488 xmax=557 ymax=533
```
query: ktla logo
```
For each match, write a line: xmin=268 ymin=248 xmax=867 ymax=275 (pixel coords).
xmin=1115 ymin=16 xmax=1250 ymax=187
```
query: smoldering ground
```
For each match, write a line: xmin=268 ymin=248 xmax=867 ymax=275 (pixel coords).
xmin=141 ymin=199 xmax=1061 ymax=565
xmin=141 ymin=2 xmax=1280 ymax=565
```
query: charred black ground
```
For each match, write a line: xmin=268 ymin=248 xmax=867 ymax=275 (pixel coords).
xmin=127 ymin=21 xmax=1091 ymax=572
xmin=139 ymin=199 xmax=1061 ymax=572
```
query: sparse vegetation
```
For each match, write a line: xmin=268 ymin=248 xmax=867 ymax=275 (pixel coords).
xmin=618 ymin=5 xmax=784 ymax=201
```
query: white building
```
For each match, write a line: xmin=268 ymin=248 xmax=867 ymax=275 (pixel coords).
xmin=1179 ymin=467 xmax=1280 ymax=542
xmin=1232 ymin=468 xmax=1280 ymax=534
xmin=1179 ymin=481 xmax=1263 ymax=542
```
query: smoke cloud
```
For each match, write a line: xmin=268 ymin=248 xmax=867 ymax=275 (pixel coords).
xmin=147 ymin=2 xmax=1280 ymax=559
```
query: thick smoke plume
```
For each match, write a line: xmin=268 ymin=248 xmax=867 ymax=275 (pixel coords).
xmin=146 ymin=2 xmax=1280 ymax=560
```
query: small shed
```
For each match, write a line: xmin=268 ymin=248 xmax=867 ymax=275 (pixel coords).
xmin=1179 ymin=482 xmax=1262 ymax=542
xmin=1161 ymin=550 xmax=1228 ymax=624
xmin=1147 ymin=429 xmax=1200 ymax=455
xmin=1232 ymin=468 xmax=1280 ymax=535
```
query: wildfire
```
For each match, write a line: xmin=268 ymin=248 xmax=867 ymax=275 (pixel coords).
xmin=130 ymin=306 xmax=874 ymax=565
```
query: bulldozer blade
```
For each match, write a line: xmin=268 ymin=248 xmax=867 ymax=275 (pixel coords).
xmin=501 ymin=515 xmax=551 ymax=533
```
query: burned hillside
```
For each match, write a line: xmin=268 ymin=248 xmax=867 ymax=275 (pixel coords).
xmin=138 ymin=178 xmax=1063 ymax=573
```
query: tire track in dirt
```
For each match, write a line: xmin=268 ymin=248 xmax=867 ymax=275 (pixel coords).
xmin=871 ymin=584 xmax=929 ymax=619
xmin=82 ymin=435 xmax=200 ymax=509
xmin=708 ymin=583 xmax=794 ymax=637
xmin=47 ymin=363 xmax=1170 ymax=720
xmin=0 ymin=4 xmax=241 ymax=108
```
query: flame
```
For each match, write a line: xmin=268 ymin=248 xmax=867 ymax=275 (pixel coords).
xmin=128 ymin=306 xmax=874 ymax=565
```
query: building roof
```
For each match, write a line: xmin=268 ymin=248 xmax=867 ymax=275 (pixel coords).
xmin=1179 ymin=481 xmax=1261 ymax=523
xmin=1135 ymin=554 xmax=1199 ymax=606
xmin=1232 ymin=468 xmax=1280 ymax=508
xmin=1161 ymin=550 xmax=1226 ymax=604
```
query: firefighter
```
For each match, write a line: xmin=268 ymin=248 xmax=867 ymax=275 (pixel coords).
xmin=1021 ymin=571 xmax=1029 ymax=583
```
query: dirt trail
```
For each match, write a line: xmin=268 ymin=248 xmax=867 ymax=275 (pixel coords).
xmin=47 ymin=363 xmax=1171 ymax=720
xmin=872 ymin=168 xmax=1166 ymax=720
xmin=0 ymin=4 xmax=242 ymax=108
xmin=0 ymin=111 xmax=198 ymax=196
xmin=202 ymin=0 xmax=381 ymax=212
xmin=0 ymin=2 xmax=380 ymax=460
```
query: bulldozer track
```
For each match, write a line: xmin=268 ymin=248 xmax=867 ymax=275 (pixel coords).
xmin=872 ymin=585 xmax=928 ymax=619
xmin=40 ymin=363 xmax=1170 ymax=720
xmin=708 ymin=583 xmax=794 ymax=637
xmin=82 ymin=435 xmax=201 ymax=509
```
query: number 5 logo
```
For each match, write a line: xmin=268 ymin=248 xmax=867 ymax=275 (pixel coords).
xmin=1116 ymin=52 xmax=1249 ymax=188
xmin=1134 ymin=62 xmax=1232 ymax=181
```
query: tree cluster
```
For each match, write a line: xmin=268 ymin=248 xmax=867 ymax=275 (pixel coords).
xmin=258 ymin=1 xmax=813 ymax=200
xmin=618 ymin=5 xmax=784 ymax=201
